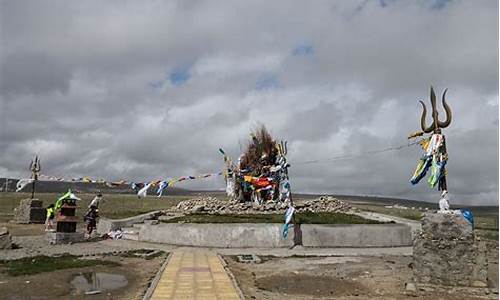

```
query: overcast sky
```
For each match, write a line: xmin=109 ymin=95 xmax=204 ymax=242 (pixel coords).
xmin=0 ymin=0 xmax=498 ymax=205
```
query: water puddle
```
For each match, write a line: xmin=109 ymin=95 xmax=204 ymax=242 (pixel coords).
xmin=71 ymin=272 xmax=128 ymax=295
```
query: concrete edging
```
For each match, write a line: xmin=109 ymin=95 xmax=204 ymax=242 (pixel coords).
xmin=301 ymin=223 xmax=412 ymax=247
xmin=142 ymin=252 xmax=172 ymax=300
xmin=138 ymin=223 xmax=412 ymax=248
xmin=96 ymin=211 xmax=162 ymax=234
xmin=353 ymin=211 xmax=422 ymax=239
xmin=218 ymin=254 xmax=245 ymax=300
xmin=139 ymin=223 xmax=294 ymax=248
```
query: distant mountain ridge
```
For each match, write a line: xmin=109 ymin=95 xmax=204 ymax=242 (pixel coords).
xmin=0 ymin=178 xmax=193 ymax=196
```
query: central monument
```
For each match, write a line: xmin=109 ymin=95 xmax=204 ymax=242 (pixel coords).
xmin=220 ymin=126 xmax=292 ymax=206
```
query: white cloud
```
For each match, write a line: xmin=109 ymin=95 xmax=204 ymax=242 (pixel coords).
xmin=0 ymin=0 xmax=497 ymax=205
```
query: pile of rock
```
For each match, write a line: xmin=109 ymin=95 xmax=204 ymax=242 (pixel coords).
xmin=168 ymin=195 xmax=352 ymax=215
xmin=169 ymin=197 xmax=280 ymax=214
xmin=412 ymin=212 xmax=488 ymax=288
xmin=294 ymin=196 xmax=352 ymax=213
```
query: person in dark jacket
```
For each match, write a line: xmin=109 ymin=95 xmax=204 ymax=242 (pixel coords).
xmin=84 ymin=205 xmax=99 ymax=238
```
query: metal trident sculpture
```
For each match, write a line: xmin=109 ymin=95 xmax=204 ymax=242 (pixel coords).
xmin=418 ymin=86 xmax=452 ymax=191
xmin=419 ymin=86 xmax=452 ymax=134
xmin=29 ymin=155 xmax=41 ymax=199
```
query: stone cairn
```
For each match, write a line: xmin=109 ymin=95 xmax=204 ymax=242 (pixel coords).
xmin=12 ymin=198 xmax=46 ymax=224
xmin=412 ymin=212 xmax=488 ymax=288
xmin=168 ymin=195 xmax=352 ymax=215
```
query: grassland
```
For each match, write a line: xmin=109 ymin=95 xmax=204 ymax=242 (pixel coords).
xmin=343 ymin=197 xmax=498 ymax=240
xmin=162 ymin=212 xmax=383 ymax=224
xmin=0 ymin=254 xmax=120 ymax=276
xmin=0 ymin=192 xmax=191 ymax=221
xmin=350 ymin=203 xmax=423 ymax=220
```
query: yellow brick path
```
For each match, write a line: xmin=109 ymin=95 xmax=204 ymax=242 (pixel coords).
xmin=150 ymin=251 xmax=241 ymax=300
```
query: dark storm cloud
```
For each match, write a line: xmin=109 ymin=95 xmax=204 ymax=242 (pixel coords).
xmin=1 ymin=53 xmax=71 ymax=95
xmin=286 ymin=101 xmax=343 ymax=142
xmin=0 ymin=0 xmax=497 ymax=205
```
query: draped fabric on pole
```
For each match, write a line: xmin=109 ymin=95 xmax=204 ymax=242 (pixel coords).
xmin=409 ymin=133 xmax=448 ymax=191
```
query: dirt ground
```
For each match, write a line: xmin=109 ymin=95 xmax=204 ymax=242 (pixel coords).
xmin=0 ymin=209 xmax=168 ymax=300
xmin=225 ymin=241 xmax=499 ymax=300
xmin=0 ymin=253 xmax=164 ymax=300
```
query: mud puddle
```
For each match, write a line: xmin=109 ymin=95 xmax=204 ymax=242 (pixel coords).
xmin=71 ymin=272 xmax=128 ymax=295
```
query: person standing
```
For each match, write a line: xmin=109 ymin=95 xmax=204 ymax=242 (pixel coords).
xmin=45 ymin=204 xmax=55 ymax=231
xmin=89 ymin=192 xmax=103 ymax=209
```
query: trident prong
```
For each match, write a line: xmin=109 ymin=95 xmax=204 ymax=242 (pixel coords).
xmin=419 ymin=86 xmax=452 ymax=134
xmin=30 ymin=155 xmax=41 ymax=176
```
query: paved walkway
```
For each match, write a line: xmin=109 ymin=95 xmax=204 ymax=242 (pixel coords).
xmin=150 ymin=251 xmax=241 ymax=300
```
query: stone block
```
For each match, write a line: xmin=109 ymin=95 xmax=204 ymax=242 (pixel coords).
xmin=12 ymin=199 xmax=46 ymax=224
xmin=413 ymin=212 xmax=487 ymax=287
xmin=0 ymin=227 xmax=12 ymax=249
xmin=46 ymin=232 xmax=84 ymax=244
xmin=144 ymin=219 xmax=159 ymax=225
xmin=420 ymin=212 xmax=473 ymax=240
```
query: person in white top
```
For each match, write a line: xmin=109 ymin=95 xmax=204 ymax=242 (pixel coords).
xmin=439 ymin=190 xmax=450 ymax=212
xmin=89 ymin=193 xmax=103 ymax=209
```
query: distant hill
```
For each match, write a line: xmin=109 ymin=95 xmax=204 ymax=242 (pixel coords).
xmin=332 ymin=194 xmax=437 ymax=207
xmin=0 ymin=178 xmax=193 ymax=196
xmin=289 ymin=193 xmax=497 ymax=213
